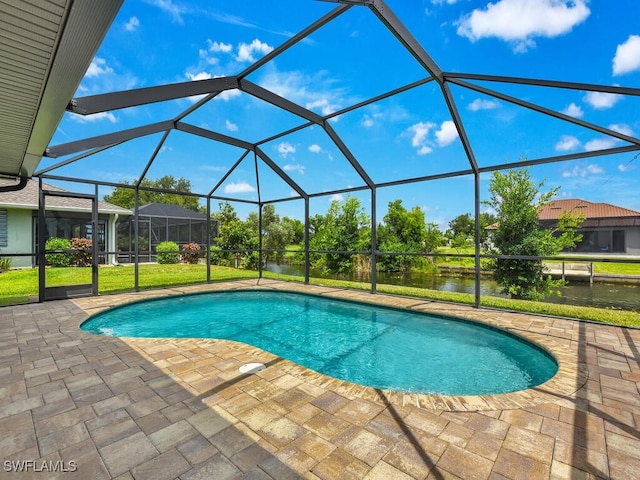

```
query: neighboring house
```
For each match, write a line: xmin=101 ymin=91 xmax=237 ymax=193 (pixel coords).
xmin=538 ymin=199 xmax=640 ymax=255
xmin=116 ymin=203 xmax=215 ymax=263
xmin=0 ymin=179 xmax=131 ymax=268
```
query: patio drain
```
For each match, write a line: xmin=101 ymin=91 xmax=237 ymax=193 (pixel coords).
xmin=239 ymin=362 xmax=266 ymax=374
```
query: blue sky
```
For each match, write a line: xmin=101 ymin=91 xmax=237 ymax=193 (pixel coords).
xmin=43 ymin=0 xmax=640 ymax=229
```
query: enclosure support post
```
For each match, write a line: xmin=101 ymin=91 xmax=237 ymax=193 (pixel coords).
xmin=304 ymin=198 xmax=310 ymax=285
xmin=371 ymin=187 xmax=377 ymax=294
xmin=134 ymin=188 xmax=140 ymax=292
xmin=92 ymin=183 xmax=98 ymax=295
xmin=206 ymin=196 xmax=211 ymax=283
xmin=474 ymin=172 xmax=481 ymax=308
xmin=258 ymin=203 xmax=263 ymax=279
xmin=37 ymin=178 xmax=45 ymax=303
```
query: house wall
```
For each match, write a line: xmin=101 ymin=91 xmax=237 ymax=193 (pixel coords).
xmin=1 ymin=208 xmax=123 ymax=268
xmin=107 ymin=214 xmax=121 ymax=264
xmin=627 ymin=228 xmax=640 ymax=255
xmin=2 ymin=208 xmax=34 ymax=268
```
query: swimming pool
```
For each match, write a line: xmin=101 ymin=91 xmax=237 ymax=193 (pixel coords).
xmin=80 ymin=290 xmax=558 ymax=395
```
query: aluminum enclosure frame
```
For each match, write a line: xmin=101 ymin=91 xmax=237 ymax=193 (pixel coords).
xmin=27 ymin=0 xmax=640 ymax=305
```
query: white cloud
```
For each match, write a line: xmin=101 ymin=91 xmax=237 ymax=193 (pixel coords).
xmin=225 ymin=119 xmax=238 ymax=132
xmin=435 ymin=121 xmax=459 ymax=147
xmin=361 ymin=115 xmax=375 ymax=127
xmin=277 ymin=142 xmax=296 ymax=158
xmin=562 ymin=164 xmax=604 ymax=177
xmin=284 ymin=164 xmax=305 ymax=175
xmin=407 ymin=121 xmax=458 ymax=154
xmin=432 ymin=0 xmax=460 ymax=4
xmin=608 ymin=123 xmax=634 ymax=137
xmin=125 ymin=17 xmax=140 ymax=32
xmin=149 ymin=0 xmax=186 ymax=24
xmin=555 ymin=135 xmax=580 ymax=151
xmin=360 ymin=111 xmax=385 ymax=127
xmin=236 ymin=39 xmax=273 ymax=62
xmin=208 ymin=41 xmax=233 ymax=53
xmin=584 ymin=138 xmax=617 ymax=151
xmin=259 ymin=69 xmax=345 ymax=118
xmin=216 ymin=89 xmax=241 ymax=101
xmin=330 ymin=194 xmax=343 ymax=202
xmin=224 ymin=181 xmax=255 ymax=193
xmin=70 ymin=111 xmax=117 ymax=124
xmin=583 ymin=91 xmax=622 ymax=110
xmin=86 ymin=58 xmax=113 ymax=78
xmin=185 ymin=72 xmax=240 ymax=103
xmin=457 ymin=0 xmax=590 ymax=53
xmin=561 ymin=102 xmax=583 ymax=118
xmin=308 ymin=144 xmax=322 ymax=153
xmin=408 ymin=122 xmax=434 ymax=149
xmin=186 ymin=71 xmax=211 ymax=81
xmin=613 ymin=35 xmax=640 ymax=76
xmin=618 ymin=163 xmax=637 ymax=172
xmin=468 ymin=98 xmax=499 ymax=111
xmin=306 ymin=98 xmax=340 ymax=117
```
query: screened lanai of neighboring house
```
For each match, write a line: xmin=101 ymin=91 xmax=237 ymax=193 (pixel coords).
xmin=1 ymin=0 xmax=639 ymax=305
xmin=116 ymin=203 xmax=213 ymax=263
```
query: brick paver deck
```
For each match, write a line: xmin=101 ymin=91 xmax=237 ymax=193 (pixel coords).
xmin=1 ymin=279 xmax=638 ymax=479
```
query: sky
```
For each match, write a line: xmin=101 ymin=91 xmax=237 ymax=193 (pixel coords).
xmin=42 ymin=0 xmax=640 ymax=230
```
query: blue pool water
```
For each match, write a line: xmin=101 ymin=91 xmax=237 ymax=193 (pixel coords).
xmin=80 ymin=290 xmax=558 ymax=395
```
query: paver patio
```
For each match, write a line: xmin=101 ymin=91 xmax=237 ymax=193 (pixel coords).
xmin=1 ymin=279 xmax=639 ymax=479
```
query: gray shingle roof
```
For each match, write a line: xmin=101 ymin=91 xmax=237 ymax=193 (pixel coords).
xmin=137 ymin=203 xmax=207 ymax=219
xmin=0 ymin=179 xmax=131 ymax=214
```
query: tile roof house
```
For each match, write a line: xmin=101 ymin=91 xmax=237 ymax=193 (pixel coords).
xmin=0 ymin=179 xmax=130 ymax=267
xmin=538 ymin=199 xmax=640 ymax=254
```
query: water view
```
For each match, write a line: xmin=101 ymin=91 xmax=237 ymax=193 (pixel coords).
xmin=265 ymin=262 xmax=640 ymax=313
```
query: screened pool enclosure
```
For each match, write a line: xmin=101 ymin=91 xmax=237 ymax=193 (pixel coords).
xmin=0 ymin=0 xmax=639 ymax=308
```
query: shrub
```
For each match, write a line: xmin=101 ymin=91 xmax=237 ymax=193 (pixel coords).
xmin=205 ymin=245 xmax=223 ymax=265
xmin=181 ymin=242 xmax=201 ymax=264
xmin=71 ymin=237 xmax=92 ymax=266
xmin=0 ymin=255 xmax=10 ymax=272
xmin=45 ymin=237 xmax=72 ymax=267
xmin=242 ymin=251 xmax=260 ymax=270
xmin=156 ymin=241 xmax=180 ymax=264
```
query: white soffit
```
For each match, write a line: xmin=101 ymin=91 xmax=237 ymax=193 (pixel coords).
xmin=0 ymin=0 xmax=123 ymax=179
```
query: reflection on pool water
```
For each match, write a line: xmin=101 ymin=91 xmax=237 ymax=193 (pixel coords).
xmin=81 ymin=290 xmax=558 ymax=395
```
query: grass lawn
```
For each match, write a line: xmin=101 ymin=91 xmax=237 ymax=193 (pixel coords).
xmin=2 ymin=263 xmax=639 ymax=328
xmin=0 ymin=264 xmax=258 ymax=306
xmin=437 ymin=247 xmax=640 ymax=276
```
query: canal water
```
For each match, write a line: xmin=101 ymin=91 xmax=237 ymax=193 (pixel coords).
xmin=264 ymin=262 xmax=640 ymax=313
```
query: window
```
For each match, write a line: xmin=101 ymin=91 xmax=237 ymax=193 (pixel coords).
xmin=0 ymin=209 xmax=7 ymax=247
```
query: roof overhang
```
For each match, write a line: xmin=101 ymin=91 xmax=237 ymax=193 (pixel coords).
xmin=0 ymin=0 xmax=123 ymax=180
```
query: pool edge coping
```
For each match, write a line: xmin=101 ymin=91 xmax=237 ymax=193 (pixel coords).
xmin=71 ymin=278 xmax=589 ymax=412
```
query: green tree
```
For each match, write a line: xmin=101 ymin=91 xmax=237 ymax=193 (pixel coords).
xmin=247 ymin=205 xmax=294 ymax=262
xmin=310 ymin=197 xmax=371 ymax=273
xmin=104 ymin=176 xmax=200 ymax=211
xmin=282 ymin=217 xmax=304 ymax=244
xmin=446 ymin=212 xmax=497 ymax=248
xmin=377 ymin=200 xmax=441 ymax=272
xmin=212 ymin=202 xmax=257 ymax=267
xmin=447 ymin=213 xmax=474 ymax=241
xmin=485 ymin=167 xmax=583 ymax=300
